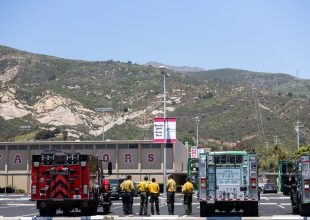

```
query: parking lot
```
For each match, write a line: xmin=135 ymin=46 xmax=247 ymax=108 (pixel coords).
xmin=0 ymin=192 xmax=295 ymax=218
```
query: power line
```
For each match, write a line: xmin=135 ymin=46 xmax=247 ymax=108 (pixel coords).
xmin=252 ymin=84 xmax=262 ymax=144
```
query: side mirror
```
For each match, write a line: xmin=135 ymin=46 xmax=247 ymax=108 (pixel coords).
xmin=108 ymin=162 xmax=112 ymax=175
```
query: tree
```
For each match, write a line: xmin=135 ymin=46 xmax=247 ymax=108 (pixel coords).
xmin=35 ymin=130 xmax=54 ymax=140
xmin=258 ymin=145 xmax=289 ymax=172
xmin=291 ymin=144 xmax=310 ymax=159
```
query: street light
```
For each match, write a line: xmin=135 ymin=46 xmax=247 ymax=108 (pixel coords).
xmin=95 ymin=107 xmax=113 ymax=141
xmin=160 ymin=65 xmax=168 ymax=198
xmin=195 ymin=116 xmax=200 ymax=147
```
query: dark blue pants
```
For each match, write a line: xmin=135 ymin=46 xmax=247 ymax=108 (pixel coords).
xmin=124 ymin=192 xmax=133 ymax=214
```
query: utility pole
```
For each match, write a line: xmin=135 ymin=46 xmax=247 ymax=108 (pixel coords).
xmin=273 ymin=135 xmax=279 ymax=145
xmin=195 ymin=116 xmax=200 ymax=147
xmin=294 ymin=120 xmax=303 ymax=149
xmin=95 ymin=107 xmax=113 ymax=141
xmin=160 ymin=65 xmax=168 ymax=198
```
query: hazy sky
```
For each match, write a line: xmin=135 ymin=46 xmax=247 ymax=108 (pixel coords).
xmin=1 ymin=0 xmax=309 ymax=79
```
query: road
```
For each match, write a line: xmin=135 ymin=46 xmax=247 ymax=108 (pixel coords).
xmin=0 ymin=193 xmax=297 ymax=218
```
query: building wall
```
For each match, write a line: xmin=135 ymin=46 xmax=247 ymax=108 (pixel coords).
xmin=0 ymin=140 xmax=187 ymax=192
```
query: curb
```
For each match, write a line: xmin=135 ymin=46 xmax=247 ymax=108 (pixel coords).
xmin=0 ymin=215 xmax=307 ymax=220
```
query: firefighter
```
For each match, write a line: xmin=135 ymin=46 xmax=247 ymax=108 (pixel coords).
xmin=120 ymin=175 xmax=135 ymax=215
xmin=182 ymin=176 xmax=194 ymax=215
xmin=148 ymin=177 xmax=160 ymax=215
xmin=101 ymin=175 xmax=110 ymax=193
xmin=166 ymin=174 xmax=176 ymax=215
xmin=136 ymin=176 xmax=150 ymax=215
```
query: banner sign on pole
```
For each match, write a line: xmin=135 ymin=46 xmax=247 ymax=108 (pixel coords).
xmin=153 ymin=117 xmax=176 ymax=143
xmin=191 ymin=146 xmax=198 ymax=158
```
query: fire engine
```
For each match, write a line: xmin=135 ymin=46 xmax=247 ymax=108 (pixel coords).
xmin=198 ymin=151 xmax=259 ymax=216
xmin=31 ymin=151 xmax=112 ymax=216
xmin=290 ymin=155 xmax=310 ymax=216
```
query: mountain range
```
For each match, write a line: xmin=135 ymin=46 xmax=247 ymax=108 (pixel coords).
xmin=0 ymin=45 xmax=309 ymax=151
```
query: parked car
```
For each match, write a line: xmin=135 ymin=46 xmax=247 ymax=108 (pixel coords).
xmin=109 ymin=178 xmax=124 ymax=200
xmin=263 ymin=183 xmax=278 ymax=194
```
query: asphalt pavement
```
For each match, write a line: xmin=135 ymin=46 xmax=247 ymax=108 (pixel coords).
xmin=0 ymin=192 xmax=302 ymax=219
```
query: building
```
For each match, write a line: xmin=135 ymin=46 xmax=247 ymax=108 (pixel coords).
xmin=0 ymin=140 xmax=188 ymax=193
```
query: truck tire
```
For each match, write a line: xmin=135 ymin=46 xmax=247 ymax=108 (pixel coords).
xmin=81 ymin=203 xmax=97 ymax=216
xmin=298 ymin=203 xmax=310 ymax=216
xmin=39 ymin=207 xmax=56 ymax=216
xmin=291 ymin=189 xmax=299 ymax=214
xmin=103 ymin=205 xmax=110 ymax=214
xmin=243 ymin=202 xmax=258 ymax=216
xmin=200 ymin=201 xmax=215 ymax=217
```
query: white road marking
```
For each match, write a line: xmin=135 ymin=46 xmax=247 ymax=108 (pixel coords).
xmin=260 ymin=202 xmax=277 ymax=205
xmin=277 ymin=204 xmax=285 ymax=209
xmin=182 ymin=214 xmax=188 ymax=217
xmin=271 ymin=215 xmax=303 ymax=219
xmin=112 ymin=205 xmax=123 ymax=209
xmin=20 ymin=212 xmax=39 ymax=217
xmin=0 ymin=198 xmax=30 ymax=201
xmin=7 ymin=203 xmax=34 ymax=206
xmin=280 ymin=203 xmax=292 ymax=206
xmin=0 ymin=207 xmax=12 ymax=209
xmin=260 ymin=196 xmax=290 ymax=199
xmin=197 ymin=205 xmax=200 ymax=209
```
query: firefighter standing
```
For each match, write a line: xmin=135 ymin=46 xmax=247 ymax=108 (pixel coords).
xmin=148 ymin=178 xmax=160 ymax=215
xmin=136 ymin=176 xmax=150 ymax=215
xmin=101 ymin=175 xmax=110 ymax=193
xmin=182 ymin=176 xmax=194 ymax=215
xmin=120 ymin=175 xmax=135 ymax=215
xmin=166 ymin=174 xmax=176 ymax=215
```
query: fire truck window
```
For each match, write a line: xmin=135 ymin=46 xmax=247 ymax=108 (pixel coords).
xmin=236 ymin=156 xmax=242 ymax=164
xmin=220 ymin=155 xmax=226 ymax=164
xmin=229 ymin=156 xmax=235 ymax=164
xmin=55 ymin=155 xmax=66 ymax=164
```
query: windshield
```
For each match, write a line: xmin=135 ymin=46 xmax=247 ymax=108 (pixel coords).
xmin=109 ymin=179 xmax=119 ymax=185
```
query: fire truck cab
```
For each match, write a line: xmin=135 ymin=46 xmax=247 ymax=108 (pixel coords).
xmin=31 ymin=151 xmax=111 ymax=216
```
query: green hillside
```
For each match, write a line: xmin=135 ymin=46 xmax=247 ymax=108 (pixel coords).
xmin=0 ymin=45 xmax=309 ymax=152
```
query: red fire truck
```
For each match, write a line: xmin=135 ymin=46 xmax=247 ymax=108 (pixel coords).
xmin=31 ymin=151 xmax=112 ymax=216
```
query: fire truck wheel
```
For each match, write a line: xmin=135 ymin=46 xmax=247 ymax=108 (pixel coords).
xmin=298 ymin=202 xmax=310 ymax=216
xmin=103 ymin=205 xmax=110 ymax=214
xmin=243 ymin=202 xmax=258 ymax=217
xmin=81 ymin=206 xmax=97 ymax=216
xmin=200 ymin=201 xmax=214 ymax=217
xmin=291 ymin=196 xmax=298 ymax=214
xmin=39 ymin=207 xmax=56 ymax=216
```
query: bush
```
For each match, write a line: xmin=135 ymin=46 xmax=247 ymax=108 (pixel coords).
xmin=0 ymin=186 xmax=16 ymax=193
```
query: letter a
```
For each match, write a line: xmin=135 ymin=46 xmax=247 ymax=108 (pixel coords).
xmin=14 ymin=154 xmax=22 ymax=164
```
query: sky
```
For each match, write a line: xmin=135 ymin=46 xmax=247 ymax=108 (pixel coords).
xmin=0 ymin=0 xmax=310 ymax=79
